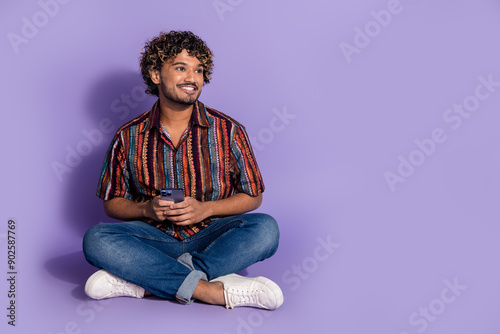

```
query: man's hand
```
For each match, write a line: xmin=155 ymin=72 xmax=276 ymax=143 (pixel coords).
xmin=163 ymin=197 xmax=210 ymax=226
xmin=143 ymin=196 xmax=177 ymax=222
xmin=110 ymin=195 xmax=209 ymax=225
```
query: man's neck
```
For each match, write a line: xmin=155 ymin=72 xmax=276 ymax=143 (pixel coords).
xmin=158 ymin=95 xmax=195 ymax=128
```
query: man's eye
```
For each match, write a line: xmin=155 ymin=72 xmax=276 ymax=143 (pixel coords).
xmin=176 ymin=67 xmax=185 ymax=71
xmin=195 ymin=69 xmax=204 ymax=74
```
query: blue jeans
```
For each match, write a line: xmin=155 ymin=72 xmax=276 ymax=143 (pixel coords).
xmin=82 ymin=213 xmax=279 ymax=304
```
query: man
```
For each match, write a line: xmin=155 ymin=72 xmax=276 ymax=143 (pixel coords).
xmin=82 ymin=30 xmax=283 ymax=310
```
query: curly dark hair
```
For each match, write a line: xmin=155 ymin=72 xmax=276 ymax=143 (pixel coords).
xmin=140 ymin=31 xmax=214 ymax=96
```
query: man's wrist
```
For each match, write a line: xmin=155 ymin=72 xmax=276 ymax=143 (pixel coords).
xmin=202 ymin=200 xmax=214 ymax=219
xmin=140 ymin=200 xmax=152 ymax=220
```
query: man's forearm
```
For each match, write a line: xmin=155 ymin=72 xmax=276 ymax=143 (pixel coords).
xmin=103 ymin=197 xmax=150 ymax=221
xmin=203 ymin=193 xmax=262 ymax=218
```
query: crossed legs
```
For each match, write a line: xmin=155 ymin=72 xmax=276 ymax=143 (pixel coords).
xmin=82 ymin=213 xmax=282 ymax=308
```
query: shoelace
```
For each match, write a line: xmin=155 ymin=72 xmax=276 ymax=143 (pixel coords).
xmin=107 ymin=276 xmax=137 ymax=296
xmin=227 ymin=288 xmax=262 ymax=307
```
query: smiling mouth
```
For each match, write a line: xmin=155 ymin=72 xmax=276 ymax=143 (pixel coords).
xmin=178 ymin=84 xmax=197 ymax=93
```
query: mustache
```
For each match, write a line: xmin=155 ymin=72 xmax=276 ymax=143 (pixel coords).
xmin=177 ymin=82 xmax=198 ymax=90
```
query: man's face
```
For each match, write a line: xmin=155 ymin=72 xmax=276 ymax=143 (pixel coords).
xmin=151 ymin=49 xmax=204 ymax=106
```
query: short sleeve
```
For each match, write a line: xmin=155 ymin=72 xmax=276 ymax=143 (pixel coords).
xmin=230 ymin=125 xmax=265 ymax=196
xmin=96 ymin=134 xmax=132 ymax=201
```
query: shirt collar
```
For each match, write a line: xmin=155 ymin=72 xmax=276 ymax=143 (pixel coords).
xmin=144 ymin=99 xmax=210 ymax=132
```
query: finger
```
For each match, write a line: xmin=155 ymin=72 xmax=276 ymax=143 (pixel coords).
xmin=167 ymin=210 xmax=195 ymax=223
xmin=153 ymin=209 xmax=168 ymax=221
xmin=169 ymin=200 xmax=190 ymax=210
xmin=157 ymin=199 xmax=174 ymax=208
xmin=166 ymin=206 xmax=194 ymax=218
xmin=164 ymin=210 xmax=186 ymax=220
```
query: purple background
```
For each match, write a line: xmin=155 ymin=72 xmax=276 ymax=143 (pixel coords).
xmin=2 ymin=0 xmax=500 ymax=333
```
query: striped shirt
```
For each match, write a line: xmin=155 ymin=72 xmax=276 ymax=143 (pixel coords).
xmin=96 ymin=100 xmax=265 ymax=240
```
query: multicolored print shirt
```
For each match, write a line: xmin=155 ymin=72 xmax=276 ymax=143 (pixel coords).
xmin=96 ymin=100 xmax=265 ymax=240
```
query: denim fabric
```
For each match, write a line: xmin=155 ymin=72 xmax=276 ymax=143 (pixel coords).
xmin=82 ymin=213 xmax=279 ymax=304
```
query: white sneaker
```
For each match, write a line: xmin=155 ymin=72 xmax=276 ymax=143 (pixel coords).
xmin=85 ymin=269 xmax=145 ymax=300
xmin=211 ymin=273 xmax=284 ymax=309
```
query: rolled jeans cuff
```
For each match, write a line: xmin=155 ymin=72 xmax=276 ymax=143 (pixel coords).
xmin=175 ymin=253 xmax=207 ymax=304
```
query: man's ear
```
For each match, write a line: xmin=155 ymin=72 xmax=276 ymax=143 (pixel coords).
xmin=150 ymin=69 xmax=160 ymax=85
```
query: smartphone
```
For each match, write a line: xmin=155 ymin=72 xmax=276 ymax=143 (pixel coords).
xmin=160 ymin=188 xmax=184 ymax=203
